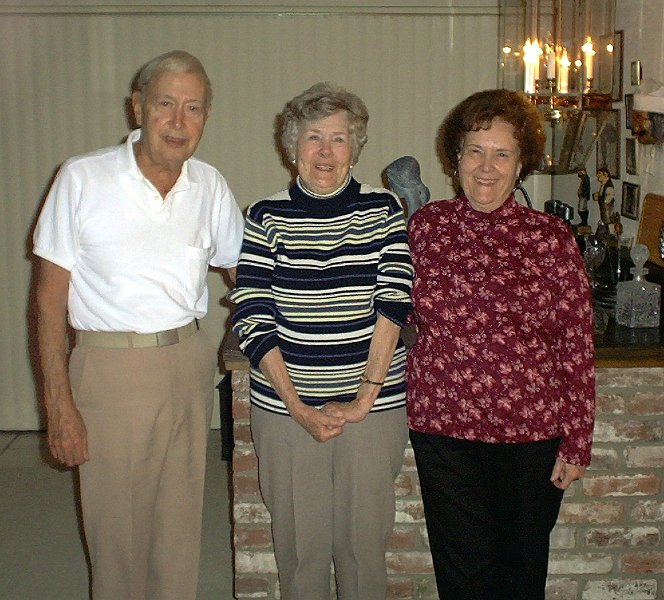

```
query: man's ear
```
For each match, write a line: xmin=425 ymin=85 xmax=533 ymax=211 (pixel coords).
xmin=132 ymin=91 xmax=143 ymax=127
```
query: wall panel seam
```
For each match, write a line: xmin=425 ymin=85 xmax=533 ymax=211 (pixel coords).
xmin=0 ymin=3 xmax=500 ymax=17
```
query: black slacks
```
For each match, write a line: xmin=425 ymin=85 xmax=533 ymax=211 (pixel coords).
xmin=410 ymin=430 xmax=565 ymax=600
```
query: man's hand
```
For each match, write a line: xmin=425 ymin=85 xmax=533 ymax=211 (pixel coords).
xmin=47 ymin=396 xmax=89 ymax=466
xmin=550 ymin=458 xmax=586 ymax=490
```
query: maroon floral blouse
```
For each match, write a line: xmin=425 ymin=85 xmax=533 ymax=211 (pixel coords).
xmin=407 ymin=194 xmax=595 ymax=465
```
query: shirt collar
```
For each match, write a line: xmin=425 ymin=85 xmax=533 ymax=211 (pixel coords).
xmin=121 ymin=128 xmax=193 ymax=187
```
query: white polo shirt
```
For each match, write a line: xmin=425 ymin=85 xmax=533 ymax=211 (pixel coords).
xmin=33 ymin=129 xmax=245 ymax=333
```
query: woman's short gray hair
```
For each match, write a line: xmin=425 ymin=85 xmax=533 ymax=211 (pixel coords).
xmin=279 ymin=82 xmax=369 ymax=164
xmin=135 ymin=50 xmax=213 ymax=108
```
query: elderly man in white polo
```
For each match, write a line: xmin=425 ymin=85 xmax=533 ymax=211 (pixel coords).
xmin=33 ymin=50 xmax=243 ymax=599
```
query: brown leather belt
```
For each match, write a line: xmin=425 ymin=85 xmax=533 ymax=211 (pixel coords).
xmin=75 ymin=320 xmax=199 ymax=349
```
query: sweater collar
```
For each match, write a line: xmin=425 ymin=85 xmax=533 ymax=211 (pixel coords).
xmin=296 ymin=172 xmax=352 ymax=199
xmin=290 ymin=176 xmax=361 ymax=213
xmin=458 ymin=192 xmax=523 ymax=224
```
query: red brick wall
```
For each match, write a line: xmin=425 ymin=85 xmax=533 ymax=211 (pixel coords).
xmin=231 ymin=367 xmax=664 ymax=599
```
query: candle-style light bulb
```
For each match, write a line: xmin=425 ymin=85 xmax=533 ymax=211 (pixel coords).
xmin=582 ymin=37 xmax=595 ymax=88
xmin=558 ymin=48 xmax=570 ymax=93
xmin=523 ymin=38 xmax=538 ymax=93
xmin=546 ymin=44 xmax=556 ymax=80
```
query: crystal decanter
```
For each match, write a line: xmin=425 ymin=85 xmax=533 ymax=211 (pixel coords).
xmin=615 ymin=244 xmax=661 ymax=328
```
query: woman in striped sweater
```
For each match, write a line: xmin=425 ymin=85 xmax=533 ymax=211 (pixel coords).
xmin=229 ymin=82 xmax=413 ymax=600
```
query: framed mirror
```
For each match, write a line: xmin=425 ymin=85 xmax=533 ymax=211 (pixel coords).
xmin=597 ymin=30 xmax=623 ymax=101
xmin=595 ymin=109 xmax=620 ymax=179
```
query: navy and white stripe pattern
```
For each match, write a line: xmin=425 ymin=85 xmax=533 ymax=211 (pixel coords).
xmin=229 ymin=178 xmax=413 ymax=415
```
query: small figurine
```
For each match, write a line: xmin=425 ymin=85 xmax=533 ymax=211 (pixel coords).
xmin=384 ymin=156 xmax=431 ymax=219
xmin=576 ymin=166 xmax=590 ymax=226
xmin=593 ymin=166 xmax=614 ymax=226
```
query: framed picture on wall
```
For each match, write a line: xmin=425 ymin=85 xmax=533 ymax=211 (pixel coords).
xmin=625 ymin=93 xmax=634 ymax=131
xmin=625 ymin=137 xmax=638 ymax=175
xmin=631 ymin=60 xmax=643 ymax=86
xmin=595 ymin=109 xmax=620 ymax=179
xmin=621 ymin=182 xmax=641 ymax=220
xmin=612 ymin=30 xmax=624 ymax=102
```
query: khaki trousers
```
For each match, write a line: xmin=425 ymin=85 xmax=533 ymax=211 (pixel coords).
xmin=251 ymin=405 xmax=408 ymax=600
xmin=70 ymin=330 xmax=216 ymax=600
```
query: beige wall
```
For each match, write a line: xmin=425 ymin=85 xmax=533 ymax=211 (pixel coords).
xmin=1 ymin=1 xmax=500 ymax=429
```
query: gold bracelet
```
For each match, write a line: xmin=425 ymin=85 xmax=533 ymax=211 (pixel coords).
xmin=360 ymin=374 xmax=384 ymax=386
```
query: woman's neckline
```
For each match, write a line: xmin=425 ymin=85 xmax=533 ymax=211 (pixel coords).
xmin=296 ymin=172 xmax=352 ymax=199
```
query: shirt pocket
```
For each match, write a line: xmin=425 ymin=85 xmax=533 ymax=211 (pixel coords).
xmin=185 ymin=245 xmax=211 ymax=292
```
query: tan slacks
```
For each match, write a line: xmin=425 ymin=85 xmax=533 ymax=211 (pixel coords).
xmin=251 ymin=405 xmax=408 ymax=600
xmin=69 ymin=330 xmax=216 ymax=600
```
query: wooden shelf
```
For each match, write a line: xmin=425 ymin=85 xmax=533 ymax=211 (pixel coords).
xmin=223 ymin=331 xmax=663 ymax=372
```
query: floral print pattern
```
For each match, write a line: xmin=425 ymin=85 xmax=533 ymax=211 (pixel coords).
xmin=407 ymin=194 xmax=595 ymax=465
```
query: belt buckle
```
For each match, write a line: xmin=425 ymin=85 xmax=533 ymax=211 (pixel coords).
xmin=155 ymin=329 xmax=179 ymax=347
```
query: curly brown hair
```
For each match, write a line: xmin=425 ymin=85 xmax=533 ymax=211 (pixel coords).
xmin=438 ymin=89 xmax=545 ymax=189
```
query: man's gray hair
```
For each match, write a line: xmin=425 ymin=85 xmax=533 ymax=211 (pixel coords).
xmin=135 ymin=50 xmax=212 ymax=108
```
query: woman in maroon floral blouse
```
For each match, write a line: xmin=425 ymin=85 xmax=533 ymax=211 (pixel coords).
xmin=407 ymin=89 xmax=595 ymax=600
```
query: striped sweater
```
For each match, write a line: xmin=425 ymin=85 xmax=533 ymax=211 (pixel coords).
xmin=229 ymin=177 xmax=413 ymax=415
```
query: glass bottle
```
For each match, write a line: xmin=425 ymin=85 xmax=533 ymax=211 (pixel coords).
xmin=615 ymin=244 xmax=661 ymax=328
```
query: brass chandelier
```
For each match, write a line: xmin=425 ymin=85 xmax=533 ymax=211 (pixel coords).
xmin=499 ymin=0 xmax=620 ymax=175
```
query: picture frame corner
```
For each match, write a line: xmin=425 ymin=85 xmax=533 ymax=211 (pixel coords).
xmin=620 ymin=181 xmax=641 ymax=220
